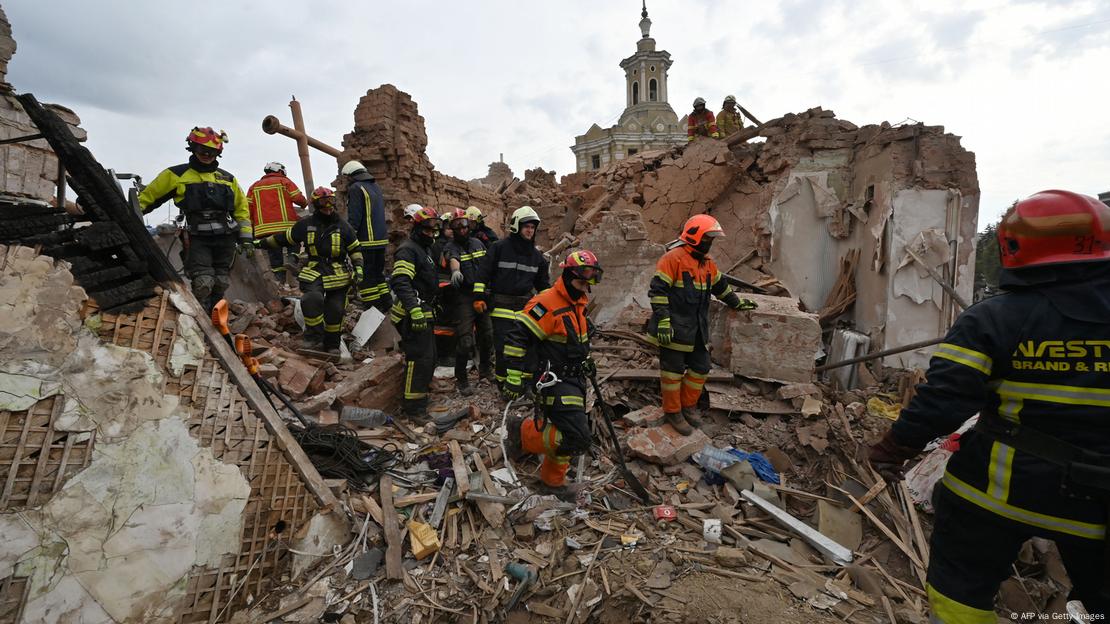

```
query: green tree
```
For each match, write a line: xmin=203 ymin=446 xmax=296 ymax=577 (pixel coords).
xmin=974 ymin=220 xmax=1001 ymax=296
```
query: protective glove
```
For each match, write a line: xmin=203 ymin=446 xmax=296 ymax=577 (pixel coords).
xmin=238 ymin=242 xmax=255 ymax=258
xmin=354 ymin=264 xmax=365 ymax=283
xmin=580 ymin=357 xmax=597 ymax=378
xmin=655 ymin=317 xmax=673 ymax=346
xmin=251 ymin=238 xmax=265 ymax=249
xmin=503 ymin=370 xmax=525 ymax=400
xmin=473 ymin=300 xmax=488 ymax=314
xmin=451 ymin=270 xmax=465 ymax=288
xmin=732 ymin=298 xmax=758 ymax=311
xmin=868 ymin=430 xmax=922 ymax=483
xmin=409 ymin=307 xmax=428 ymax=332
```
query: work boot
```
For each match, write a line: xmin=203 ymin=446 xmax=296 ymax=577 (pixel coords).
xmin=682 ymin=406 xmax=705 ymax=429
xmin=455 ymin=354 xmax=472 ymax=396
xmin=478 ymin=365 xmax=494 ymax=382
xmin=302 ymin=328 xmax=325 ymax=351
xmin=665 ymin=411 xmax=694 ymax=436
xmin=536 ymin=481 xmax=586 ymax=503
xmin=456 ymin=380 xmax=475 ymax=397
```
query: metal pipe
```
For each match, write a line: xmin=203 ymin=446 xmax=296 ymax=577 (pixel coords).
xmin=261 ymin=115 xmax=343 ymax=158
xmin=288 ymin=98 xmax=314 ymax=193
xmin=814 ymin=336 xmax=945 ymax=373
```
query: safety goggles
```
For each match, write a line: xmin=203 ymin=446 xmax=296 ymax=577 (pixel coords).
xmin=193 ymin=146 xmax=220 ymax=159
xmin=571 ymin=265 xmax=602 ymax=285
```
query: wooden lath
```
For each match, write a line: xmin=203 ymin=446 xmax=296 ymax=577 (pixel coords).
xmin=0 ymin=395 xmax=95 ymax=510
xmin=94 ymin=291 xmax=327 ymax=623
xmin=0 ymin=575 xmax=29 ymax=624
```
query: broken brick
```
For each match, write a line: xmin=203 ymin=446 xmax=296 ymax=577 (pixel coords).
xmin=626 ymin=424 xmax=710 ymax=466
xmin=278 ymin=358 xmax=319 ymax=398
xmin=621 ymin=405 xmax=665 ymax=428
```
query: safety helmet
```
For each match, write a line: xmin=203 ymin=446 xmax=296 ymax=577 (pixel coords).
xmin=310 ymin=187 xmax=335 ymax=207
xmin=410 ymin=206 xmax=439 ymax=225
xmin=264 ymin=161 xmax=285 ymax=174
xmin=680 ymin=214 xmax=725 ymax=247
xmin=465 ymin=206 xmax=483 ymax=222
xmin=509 ymin=205 xmax=541 ymax=234
xmin=341 ymin=160 xmax=367 ymax=176
xmin=440 ymin=211 xmax=453 ymax=223
xmin=997 ymin=190 xmax=1110 ymax=270
xmin=186 ymin=127 xmax=227 ymax=153
xmin=403 ymin=203 xmax=423 ymax=220
xmin=693 ymin=97 xmax=706 ymax=107
xmin=561 ymin=249 xmax=603 ymax=285
xmin=723 ymin=95 xmax=737 ymax=104
xmin=448 ymin=208 xmax=469 ymax=228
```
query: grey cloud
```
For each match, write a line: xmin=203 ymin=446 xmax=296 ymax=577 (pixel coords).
xmin=925 ymin=11 xmax=983 ymax=49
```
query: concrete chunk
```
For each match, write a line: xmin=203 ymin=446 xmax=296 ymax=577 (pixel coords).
xmin=709 ymin=294 xmax=820 ymax=383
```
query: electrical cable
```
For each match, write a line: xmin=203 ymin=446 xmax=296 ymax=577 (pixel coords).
xmin=288 ymin=422 xmax=402 ymax=491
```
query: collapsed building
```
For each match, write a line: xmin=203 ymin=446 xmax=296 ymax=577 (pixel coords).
xmin=0 ymin=2 xmax=1000 ymax=622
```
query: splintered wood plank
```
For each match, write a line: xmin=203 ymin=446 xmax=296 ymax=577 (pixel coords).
xmin=469 ymin=452 xmax=505 ymax=528
xmin=380 ymin=475 xmax=404 ymax=580
xmin=448 ymin=440 xmax=470 ymax=497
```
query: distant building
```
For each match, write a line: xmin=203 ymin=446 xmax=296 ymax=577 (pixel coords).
xmin=570 ymin=2 xmax=687 ymax=172
xmin=1099 ymin=190 xmax=1110 ymax=208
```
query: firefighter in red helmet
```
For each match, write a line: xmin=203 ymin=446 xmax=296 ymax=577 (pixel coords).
xmin=870 ymin=190 xmax=1110 ymax=621
xmin=504 ymin=250 xmax=602 ymax=497
xmin=139 ymin=127 xmax=250 ymax=311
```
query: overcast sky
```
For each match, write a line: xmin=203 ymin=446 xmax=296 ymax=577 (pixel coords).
xmin=6 ymin=1 xmax=1110 ymax=230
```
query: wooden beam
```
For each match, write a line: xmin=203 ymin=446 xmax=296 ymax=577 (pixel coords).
xmin=380 ymin=475 xmax=404 ymax=580
xmin=448 ymin=440 xmax=470 ymax=498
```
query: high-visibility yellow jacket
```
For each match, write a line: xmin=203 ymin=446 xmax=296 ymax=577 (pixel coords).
xmin=717 ymin=109 xmax=743 ymax=137
xmin=139 ymin=160 xmax=250 ymax=237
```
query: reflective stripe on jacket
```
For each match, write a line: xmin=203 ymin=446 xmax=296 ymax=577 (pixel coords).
xmin=647 ymin=245 xmax=735 ymax=351
xmin=264 ymin=213 xmax=362 ymax=290
xmin=687 ymin=110 xmax=720 ymax=140
xmin=892 ymin=285 xmax=1110 ymax=540
xmin=473 ymin=233 xmax=550 ymax=301
xmin=716 ymin=109 xmax=743 ymax=136
xmin=246 ymin=172 xmax=306 ymax=236
xmin=138 ymin=162 xmax=250 ymax=236
xmin=346 ymin=174 xmax=387 ymax=248
xmin=504 ymin=276 xmax=591 ymax=386
xmin=389 ymin=234 xmax=438 ymax=323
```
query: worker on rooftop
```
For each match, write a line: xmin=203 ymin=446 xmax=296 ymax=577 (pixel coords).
xmin=648 ymin=215 xmax=756 ymax=434
xmin=504 ymin=250 xmax=603 ymax=498
xmin=139 ymin=126 xmax=250 ymax=312
xmin=473 ymin=206 xmax=551 ymax=396
xmin=870 ymin=190 xmax=1110 ymax=621
xmin=257 ymin=187 xmax=361 ymax=353
xmin=245 ymin=162 xmax=307 ymax=281
xmin=716 ymin=95 xmax=744 ymax=137
xmin=687 ymin=97 xmax=720 ymax=141
xmin=342 ymin=160 xmax=390 ymax=312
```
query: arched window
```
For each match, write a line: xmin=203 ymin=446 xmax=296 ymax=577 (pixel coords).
xmin=649 ymin=79 xmax=658 ymax=102
xmin=632 ymin=81 xmax=639 ymax=105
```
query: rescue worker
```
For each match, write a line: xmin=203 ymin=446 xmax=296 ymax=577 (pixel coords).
xmin=403 ymin=203 xmax=423 ymax=222
xmin=687 ymin=97 xmax=720 ymax=141
xmin=342 ymin=160 xmax=390 ymax=312
xmin=869 ymin=190 xmax=1110 ymax=621
xmin=389 ymin=206 xmax=441 ymax=423
xmin=139 ymin=127 xmax=250 ymax=312
xmin=716 ymin=95 xmax=744 ymax=137
xmin=443 ymin=208 xmax=494 ymax=393
xmin=473 ymin=206 xmax=551 ymax=392
xmin=258 ymin=187 xmax=362 ymax=353
xmin=466 ymin=206 xmax=499 ymax=249
xmin=504 ymin=250 xmax=603 ymax=497
xmin=246 ymin=162 xmax=307 ymax=279
xmin=648 ymin=215 xmax=757 ymax=434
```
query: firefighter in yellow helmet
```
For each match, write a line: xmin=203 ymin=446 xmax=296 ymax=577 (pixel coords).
xmin=138 ymin=127 xmax=250 ymax=311
xmin=716 ymin=95 xmax=744 ymax=137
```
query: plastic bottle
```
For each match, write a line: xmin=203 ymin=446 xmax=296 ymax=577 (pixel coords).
xmin=340 ymin=406 xmax=391 ymax=428
xmin=691 ymin=445 xmax=740 ymax=475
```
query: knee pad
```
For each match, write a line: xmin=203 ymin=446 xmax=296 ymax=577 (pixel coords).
xmin=191 ymin=275 xmax=215 ymax=301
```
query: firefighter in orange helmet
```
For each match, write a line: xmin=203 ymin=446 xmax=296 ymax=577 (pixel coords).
xmin=138 ymin=127 xmax=251 ymax=311
xmin=648 ymin=214 xmax=756 ymax=434
xmin=504 ymin=250 xmax=602 ymax=497
xmin=869 ymin=190 xmax=1110 ymax=621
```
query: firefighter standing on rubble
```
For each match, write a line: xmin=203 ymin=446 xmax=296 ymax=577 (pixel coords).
xmin=648 ymin=215 xmax=756 ymax=434
xmin=257 ymin=187 xmax=362 ymax=353
xmin=716 ymin=95 xmax=744 ymax=137
xmin=443 ymin=208 xmax=494 ymax=393
xmin=466 ymin=206 xmax=499 ymax=249
xmin=342 ymin=160 xmax=391 ymax=312
xmin=473 ymin=206 xmax=551 ymax=393
xmin=504 ymin=250 xmax=603 ymax=497
xmin=246 ymin=162 xmax=307 ymax=280
xmin=139 ymin=127 xmax=251 ymax=312
xmin=869 ymin=190 xmax=1110 ymax=622
xmin=687 ymin=97 xmax=720 ymax=141
xmin=389 ymin=205 xmax=441 ymax=423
